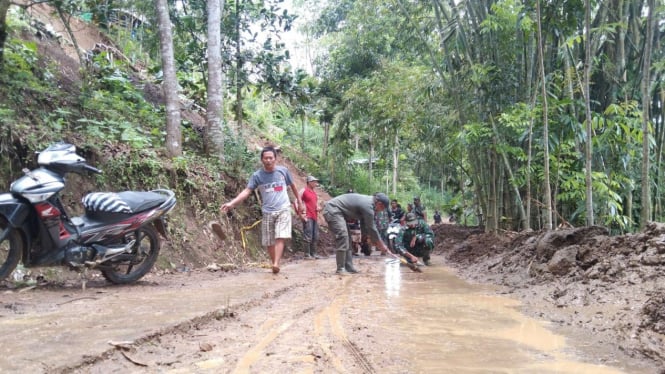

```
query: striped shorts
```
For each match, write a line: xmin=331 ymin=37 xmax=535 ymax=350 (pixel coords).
xmin=261 ymin=209 xmax=292 ymax=246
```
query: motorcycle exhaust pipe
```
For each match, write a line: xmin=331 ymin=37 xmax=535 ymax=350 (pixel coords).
xmin=87 ymin=240 xmax=136 ymax=265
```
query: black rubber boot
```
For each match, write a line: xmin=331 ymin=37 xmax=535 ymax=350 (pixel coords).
xmin=336 ymin=251 xmax=347 ymax=274
xmin=345 ymin=249 xmax=358 ymax=273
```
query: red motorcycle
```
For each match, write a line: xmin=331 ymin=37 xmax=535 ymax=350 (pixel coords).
xmin=0 ymin=143 xmax=176 ymax=284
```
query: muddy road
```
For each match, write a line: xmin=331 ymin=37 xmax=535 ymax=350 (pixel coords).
xmin=1 ymin=254 xmax=657 ymax=374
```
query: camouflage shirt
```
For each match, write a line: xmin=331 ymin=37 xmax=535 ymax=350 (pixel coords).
xmin=397 ymin=218 xmax=434 ymax=251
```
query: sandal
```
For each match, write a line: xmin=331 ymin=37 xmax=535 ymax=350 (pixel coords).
xmin=271 ymin=265 xmax=280 ymax=274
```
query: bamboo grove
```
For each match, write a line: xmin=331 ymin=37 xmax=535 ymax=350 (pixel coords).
xmin=307 ymin=0 xmax=664 ymax=233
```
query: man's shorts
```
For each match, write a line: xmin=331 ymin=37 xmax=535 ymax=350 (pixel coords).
xmin=261 ymin=209 xmax=292 ymax=247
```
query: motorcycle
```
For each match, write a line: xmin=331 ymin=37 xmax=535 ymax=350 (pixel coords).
xmin=385 ymin=218 xmax=423 ymax=272
xmin=347 ymin=219 xmax=372 ymax=256
xmin=386 ymin=219 xmax=403 ymax=254
xmin=0 ymin=143 xmax=177 ymax=284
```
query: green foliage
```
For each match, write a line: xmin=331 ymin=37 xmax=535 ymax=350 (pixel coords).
xmin=2 ymin=38 xmax=56 ymax=99
xmin=97 ymin=148 xmax=166 ymax=189
xmin=221 ymin=125 xmax=256 ymax=178
xmin=557 ymin=169 xmax=629 ymax=228
xmin=73 ymin=55 xmax=162 ymax=150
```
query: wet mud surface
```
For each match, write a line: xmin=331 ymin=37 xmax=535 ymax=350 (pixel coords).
xmin=1 ymin=223 xmax=664 ymax=373
xmin=434 ymin=222 xmax=665 ymax=372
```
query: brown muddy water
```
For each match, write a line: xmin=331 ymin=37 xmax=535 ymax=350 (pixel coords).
xmin=0 ymin=255 xmax=654 ymax=373
xmin=339 ymin=257 xmax=645 ymax=374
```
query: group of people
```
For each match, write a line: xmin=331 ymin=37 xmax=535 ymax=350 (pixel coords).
xmin=221 ymin=145 xmax=435 ymax=275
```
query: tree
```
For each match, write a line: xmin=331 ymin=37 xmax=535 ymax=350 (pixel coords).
xmin=583 ymin=0 xmax=594 ymax=226
xmin=640 ymin=0 xmax=655 ymax=228
xmin=306 ymin=0 xmax=664 ymax=232
xmin=206 ymin=0 xmax=225 ymax=158
xmin=155 ymin=0 xmax=182 ymax=157
xmin=0 ymin=0 xmax=10 ymax=68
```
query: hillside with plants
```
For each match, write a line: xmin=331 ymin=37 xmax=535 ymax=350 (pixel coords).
xmin=0 ymin=0 xmax=663 ymax=274
xmin=0 ymin=0 xmax=315 ymax=270
xmin=3 ymin=0 xmax=663 ymax=238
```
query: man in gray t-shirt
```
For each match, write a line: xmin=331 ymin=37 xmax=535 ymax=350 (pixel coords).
xmin=221 ymin=146 xmax=303 ymax=274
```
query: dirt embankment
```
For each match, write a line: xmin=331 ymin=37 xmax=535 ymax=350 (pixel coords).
xmin=432 ymin=223 xmax=665 ymax=368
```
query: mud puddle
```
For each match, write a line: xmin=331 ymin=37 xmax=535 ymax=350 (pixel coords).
xmin=353 ymin=260 xmax=644 ymax=373
xmin=0 ymin=255 xmax=657 ymax=373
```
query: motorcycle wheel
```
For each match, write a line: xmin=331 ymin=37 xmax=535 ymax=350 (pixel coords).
xmin=361 ymin=242 xmax=372 ymax=256
xmin=388 ymin=238 xmax=397 ymax=254
xmin=101 ymin=225 xmax=160 ymax=284
xmin=0 ymin=219 xmax=23 ymax=280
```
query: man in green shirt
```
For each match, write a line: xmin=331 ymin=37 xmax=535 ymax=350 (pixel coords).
xmin=397 ymin=212 xmax=435 ymax=266
xmin=323 ymin=192 xmax=392 ymax=274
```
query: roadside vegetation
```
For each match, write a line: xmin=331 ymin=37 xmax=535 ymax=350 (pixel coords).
xmin=0 ymin=0 xmax=663 ymax=274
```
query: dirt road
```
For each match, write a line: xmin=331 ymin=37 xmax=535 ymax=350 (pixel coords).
xmin=1 ymin=254 xmax=657 ymax=374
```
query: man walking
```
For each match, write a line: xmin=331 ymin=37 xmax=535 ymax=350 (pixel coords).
xmin=301 ymin=175 xmax=322 ymax=259
xmin=323 ymin=192 xmax=392 ymax=274
xmin=221 ymin=146 xmax=303 ymax=274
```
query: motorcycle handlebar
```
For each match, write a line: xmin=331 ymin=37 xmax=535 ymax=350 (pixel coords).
xmin=84 ymin=164 xmax=103 ymax=174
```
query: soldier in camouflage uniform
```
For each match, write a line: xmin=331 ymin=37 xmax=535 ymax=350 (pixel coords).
xmin=397 ymin=212 xmax=435 ymax=266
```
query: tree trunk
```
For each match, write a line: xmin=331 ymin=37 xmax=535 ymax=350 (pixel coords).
xmin=491 ymin=118 xmax=527 ymax=230
xmin=234 ymin=0 xmax=243 ymax=132
xmin=54 ymin=7 xmax=84 ymax=67
xmin=392 ymin=133 xmax=399 ymax=195
xmin=654 ymin=87 xmax=664 ymax=219
xmin=536 ymin=0 xmax=552 ymax=229
xmin=583 ymin=0 xmax=594 ymax=226
xmin=639 ymin=0 xmax=655 ymax=229
xmin=490 ymin=142 xmax=498 ymax=233
xmin=155 ymin=0 xmax=182 ymax=157
xmin=368 ymin=135 xmax=374 ymax=188
xmin=323 ymin=121 xmax=329 ymax=159
xmin=206 ymin=0 xmax=224 ymax=159
xmin=301 ymin=115 xmax=305 ymax=151
xmin=0 ymin=0 xmax=9 ymax=68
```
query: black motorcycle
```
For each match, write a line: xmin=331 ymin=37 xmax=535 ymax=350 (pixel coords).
xmin=0 ymin=143 xmax=176 ymax=284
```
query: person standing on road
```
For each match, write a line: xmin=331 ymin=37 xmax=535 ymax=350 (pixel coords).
xmin=433 ymin=210 xmax=442 ymax=224
xmin=301 ymin=175 xmax=323 ymax=259
xmin=221 ymin=146 xmax=303 ymax=274
xmin=402 ymin=203 xmax=414 ymax=225
xmin=390 ymin=199 xmax=405 ymax=222
xmin=323 ymin=192 xmax=392 ymax=274
xmin=413 ymin=195 xmax=427 ymax=222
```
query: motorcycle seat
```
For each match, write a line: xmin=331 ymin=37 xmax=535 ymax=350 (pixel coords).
xmin=82 ymin=191 xmax=168 ymax=220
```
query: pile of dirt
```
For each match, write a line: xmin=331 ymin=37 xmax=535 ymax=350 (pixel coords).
xmin=431 ymin=222 xmax=665 ymax=367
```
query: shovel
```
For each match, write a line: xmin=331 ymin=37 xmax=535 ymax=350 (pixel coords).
xmin=385 ymin=250 xmax=422 ymax=273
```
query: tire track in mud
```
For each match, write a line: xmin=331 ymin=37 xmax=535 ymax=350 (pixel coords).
xmin=57 ymin=282 xmax=310 ymax=373
xmin=313 ymin=276 xmax=376 ymax=374
xmin=233 ymin=318 xmax=296 ymax=372
xmin=60 ymin=269 xmax=380 ymax=373
xmin=231 ymin=274 xmax=376 ymax=373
